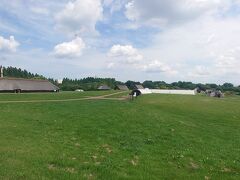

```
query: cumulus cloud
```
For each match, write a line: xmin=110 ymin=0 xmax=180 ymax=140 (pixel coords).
xmin=103 ymin=0 xmax=114 ymax=7
xmin=108 ymin=45 xmax=176 ymax=75
xmin=215 ymin=47 xmax=240 ymax=74
xmin=188 ymin=65 xmax=211 ymax=77
xmin=139 ymin=12 xmax=240 ymax=82
xmin=142 ymin=60 xmax=177 ymax=74
xmin=0 ymin=35 xmax=19 ymax=52
xmin=54 ymin=37 xmax=86 ymax=58
xmin=30 ymin=7 xmax=49 ymax=15
xmin=125 ymin=0 xmax=230 ymax=27
xmin=55 ymin=0 xmax=103 ymax=35
xmin=106 ymin=62 xmax=114 ymax=68
xmin=108 ymin=44 xmax=143 ymax=63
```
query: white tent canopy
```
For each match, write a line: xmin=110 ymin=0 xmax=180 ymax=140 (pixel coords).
xmin=138 ymin=88 xmax=196 ymax=95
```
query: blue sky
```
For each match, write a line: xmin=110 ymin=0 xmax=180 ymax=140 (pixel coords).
xmin=0 ymin=0 xmax=240 ymax=84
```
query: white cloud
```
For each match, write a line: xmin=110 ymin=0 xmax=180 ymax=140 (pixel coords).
xmin=125 ymin=0 xmax=230 ymax=27
xmin=103 ymin=0 xmax=114 ymax=7
xmin=55 ymin=0 xmax=103 ymax=35
xmin=54 ymin=37 xmax=86 ymax=58
xmin=107 ymin=45 xmax=177 ymax=75
xmin=142 ymin=60 xmax=177 ymax=74
xmin=0 ymin=35 xmax=19 ymax=52
xmin=30 ymin=7 xmax=49 ymax=15
xmin=107 ymin=62 xmax=115 ymax=69
xmin=139 ymin=13 xmax=240 ymax=83
xmin=108 ymin=44 xmax=143 ymax=63
xmin=234 ymin=0 xmax=240 ymax=5
xmin=188 ymin=65 xmax=211 ymax=77
xmin=104 ymin=0 xmax=128 ymax=13
xmin=125 ymin=1 xmax=140 ymax=21
xmin=215 ymin=47 xmax=240 ymax=74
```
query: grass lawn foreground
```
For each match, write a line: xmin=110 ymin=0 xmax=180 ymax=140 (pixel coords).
xmin=0 ymin=92 xmax=239 ymax=179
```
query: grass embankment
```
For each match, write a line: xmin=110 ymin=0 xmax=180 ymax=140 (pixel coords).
xmin=0 ymin=91 xmax=118 ymax=101
xmin=0 ymin=92 xmax=239 ymax=179
xmin=104 ymin=91 xmax=130 ymax=99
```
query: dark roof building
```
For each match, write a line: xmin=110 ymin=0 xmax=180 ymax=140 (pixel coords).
xmin=134 ymin=84 xmax=144 ymax=90
xmin=97 ymin=85 xmax=111 ymax=90
xmin=206 ymin=89 xmax=224 ymax=98
xmin=0 ymin=78 xmax=59 ymax=93
xmin=115 ymin=85 xmax=129 ymax=91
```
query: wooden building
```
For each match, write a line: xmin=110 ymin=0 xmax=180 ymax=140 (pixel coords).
xmin=97 ymin=85 xmax=111 ymax=90
xmin=0 ymin=78 xmax=59 ymax=93
xmin=115 ymin=85 xmax=129 ymax=91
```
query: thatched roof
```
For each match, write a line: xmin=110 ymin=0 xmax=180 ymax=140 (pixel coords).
xmin=135 ymin=84 xmax=144 ymax=89
xmin=0 ymin=78 xmax=59 ymax=92
xmin=116 ymin=85 xmax=129 ymax=91
xmin=98 ymin=85 xmax=111 ymax=90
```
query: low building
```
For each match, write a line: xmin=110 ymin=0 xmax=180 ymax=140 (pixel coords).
xmin=206 ymin=89 xmax=224 ymax=98
xmin=0 ymin=78 xmax=59 ymax=93
xmin=75 ymin=89 xmax=84 ymax=92
xmin=134 ymin=84 xmax=144 ymax=90
xmin=130 ymin=88 xmax=196 ymax=97
xmin=115 ymin=85 xmax=129 ymax=91
xmin=131 ymin=88 xmax=152 ymax=97
xmin=97 ymin=85 xmax=111 ymax=90
xmin=151 ymin=89 xmax=197 ymax=95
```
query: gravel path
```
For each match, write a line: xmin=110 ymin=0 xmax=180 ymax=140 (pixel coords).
xmin=0 ymin=91 xmax=128 ymax=104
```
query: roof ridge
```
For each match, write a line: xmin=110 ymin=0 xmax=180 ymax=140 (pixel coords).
xmin=0 ymin=77 xmax=49 ymax=82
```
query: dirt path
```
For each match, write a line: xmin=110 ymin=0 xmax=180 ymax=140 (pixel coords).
xmin=0 ymin=91 xmax=128 ymax=104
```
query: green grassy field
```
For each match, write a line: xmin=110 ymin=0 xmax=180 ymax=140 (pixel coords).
xmin=0 ymin=92 xmax=239 ymax=179
xmin=0 ymin=91 xmax=119 ymax=101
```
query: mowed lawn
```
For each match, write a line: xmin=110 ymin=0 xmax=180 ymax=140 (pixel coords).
xmin=0 ymin=92 xmax=240 ymax=179
xmin=0 ymin=91 xmax=119 ymax=101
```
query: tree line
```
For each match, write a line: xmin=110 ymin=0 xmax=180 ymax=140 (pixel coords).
xmin=3 ymin=66 xmax=45 ymax=80
xmin=60 ymin=77 xmax=118 ymax=91
xmin=141 ymin=81 xmax=240 ymax=94
xmin=1 ymin=66 xmax=240 ymax=93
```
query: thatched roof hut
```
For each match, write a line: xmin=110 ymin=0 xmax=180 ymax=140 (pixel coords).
xmin=0 ymin=78 xmax=59 ymax=93
xmin=115 ymin=85 xmax=129 ymax=91
xmin=134 ymin=84 xmax=144 ymax=90
xmin=97 ymin=85 xmax=111 ymax=90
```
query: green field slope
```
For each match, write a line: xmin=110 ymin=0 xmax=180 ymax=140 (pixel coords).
xmin=0 ymin=91 xmax=118 ymax=101
xmin=0 ymin=93 xmax=239 ymax=179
